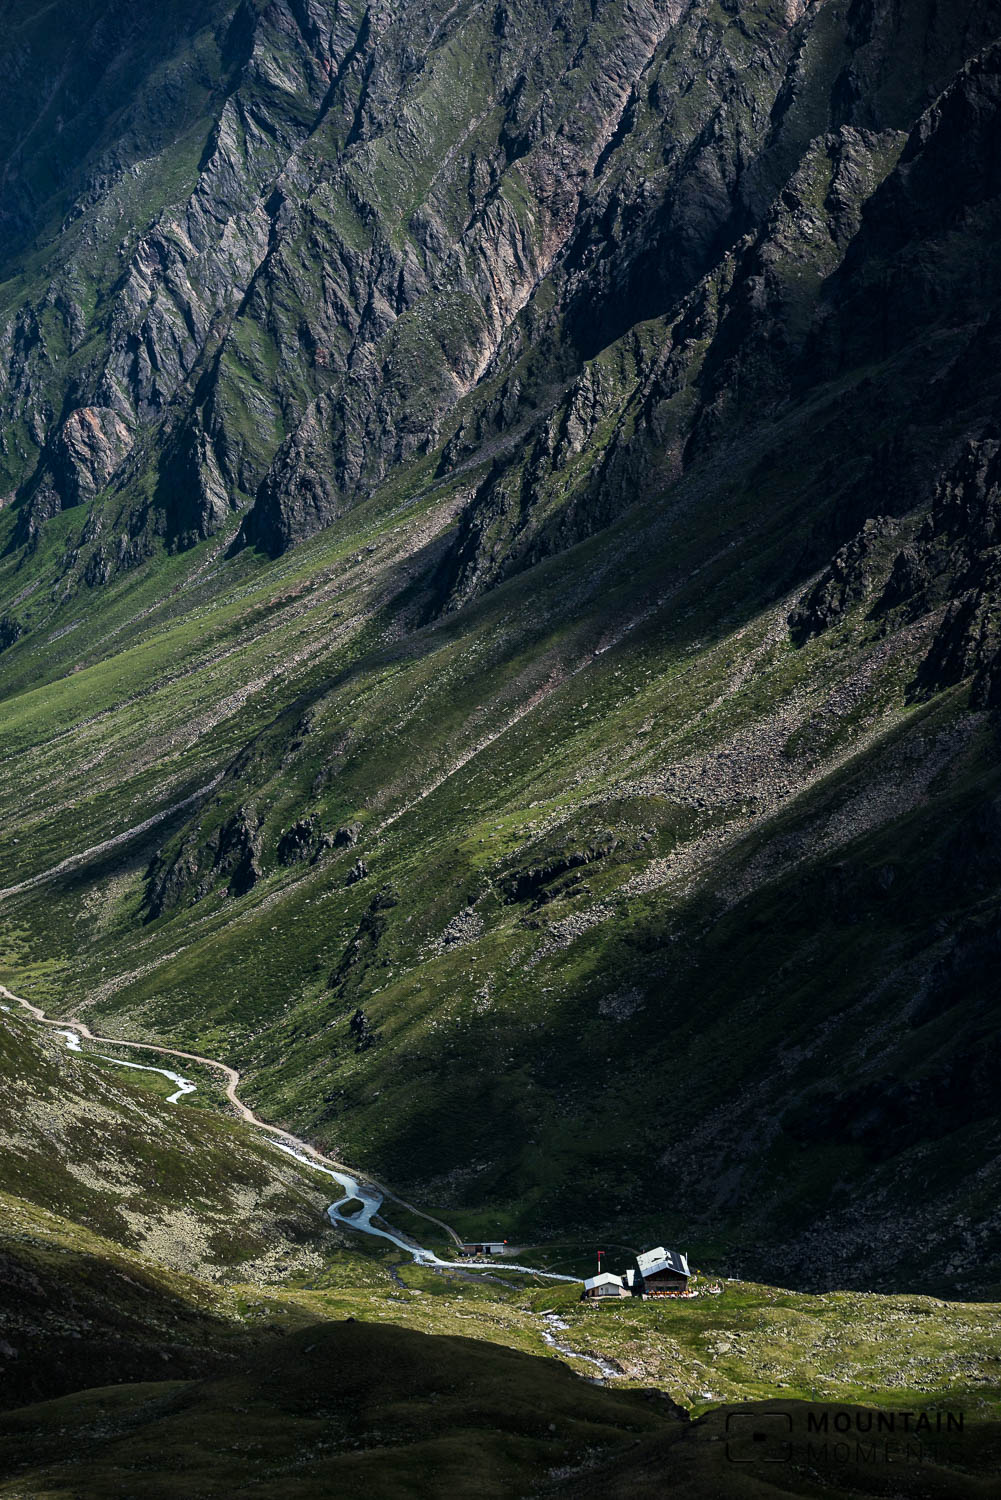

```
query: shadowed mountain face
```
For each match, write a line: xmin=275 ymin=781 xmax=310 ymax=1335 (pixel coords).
xmin=2 ymin=0 xmax=1001 ymax=1299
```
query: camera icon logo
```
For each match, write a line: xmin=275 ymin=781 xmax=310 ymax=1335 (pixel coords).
xmin=726 ymin=1410 xmax=793 ymax=1464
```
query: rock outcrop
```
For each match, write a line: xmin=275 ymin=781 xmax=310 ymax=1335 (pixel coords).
xmin=5 ymin=1 xmax=1000 ymax=598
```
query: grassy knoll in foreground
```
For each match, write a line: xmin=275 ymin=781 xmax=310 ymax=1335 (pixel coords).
xmin=2 ymin=1321 xmax=999 ymax=1500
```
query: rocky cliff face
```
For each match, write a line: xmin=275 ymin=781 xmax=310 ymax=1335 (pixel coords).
xmin=3 ymin=0 xmax=1001 ymax=1293
xmin=4 ymin=1 xmax=1000 ymax=586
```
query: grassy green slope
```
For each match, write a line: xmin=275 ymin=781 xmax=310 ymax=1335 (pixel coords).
xmin=0 ymin=1005 xmax=339 ymax=1407
xmin=0 ymin=1008 xmax=333 ymax=1272
xmin=1 ymin=401 xmax=999 ymax=1294
xmin=2 ymin=3 xmax=1000 ymax=1307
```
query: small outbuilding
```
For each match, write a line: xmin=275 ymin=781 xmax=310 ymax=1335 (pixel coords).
xmin=581 ymin=1272 xmax=631 ymax=1301
xmin=636 ymin=1246 xmax=691 ymax=1296
xmin=460 ymin=1241 xmax=508 ymax=1256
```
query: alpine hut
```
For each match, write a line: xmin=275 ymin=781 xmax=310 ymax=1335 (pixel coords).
xmin=635 ymin=1247 xmax=691 ymax=1296
xmin=581 ymin=1272 xmax=631 ymax=1301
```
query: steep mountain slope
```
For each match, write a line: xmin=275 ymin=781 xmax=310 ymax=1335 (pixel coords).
xmin=4 ymin=0 xmax=999 ymax=584
xmin=0 ymin=1006 xmax=333 ymax=1282
xmin=2 ymin=0 xmax=1001 ymax=1302
xmin=0 ymin=1006 xmax=338 ymax=1408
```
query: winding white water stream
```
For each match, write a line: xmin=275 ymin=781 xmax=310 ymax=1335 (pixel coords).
xmin=3 ymin=992 xmax=621 ymax=1378
xmin=539 ymin=1312 xmax=620 ymax=1381
xmin=5 ymin=995 xmax=588 ymax=1296
xmin=270 ymin=1143 xmax=614 ymax=1378
xmin=56 ymin=1027 xmax=197 ymax=1104
xmin=272 ymin=1141 xmax=578 ymax=1281
xmin=96 ymin=1052 xmax=197 ymax=1104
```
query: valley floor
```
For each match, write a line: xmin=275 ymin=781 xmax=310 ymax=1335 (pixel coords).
xmin=7 ymin=981 xmax=1001 ymax=1412
xmin=2 ymin=987 xmax=999 ymax=1498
